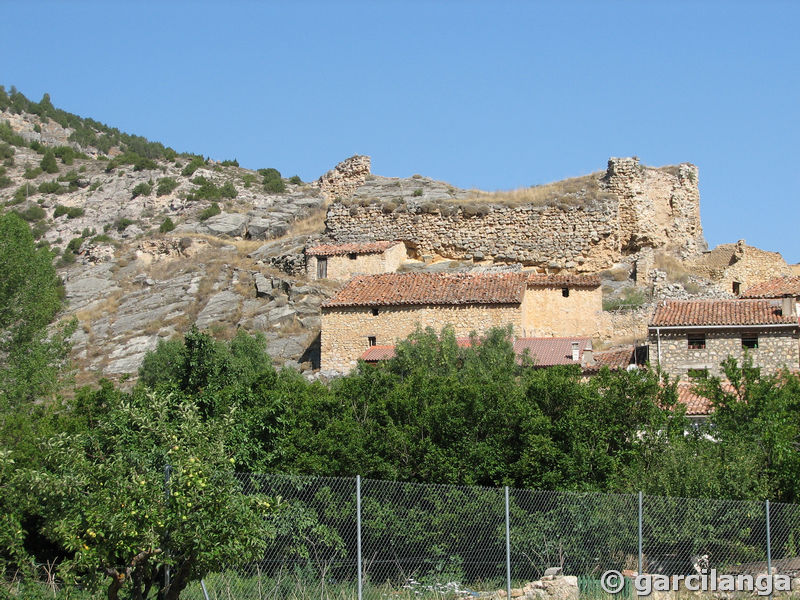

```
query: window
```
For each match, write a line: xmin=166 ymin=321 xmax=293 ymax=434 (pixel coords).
xmin=732 ymin=281 xmax=741 ymax=296
xmin=348 ymin=253 xmax=357 ymax=260
xmin=562 ymin=287 xmax=570 ymax=298
xmin=316 ymin=256 xmax=327 ymax=279
xmin=367 ymin=336 xmax=376 ymax=347
xmin=742 ymin=334 xmax=759 ymax=349
xmin=687 ymin=334 xmax=706 ymax=349
xmin=688 ymin=368 xmax=709 ymax=380
xmin=371 ymin=308 xmax=379 ymax=316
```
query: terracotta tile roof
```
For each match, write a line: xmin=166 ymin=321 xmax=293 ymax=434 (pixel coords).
xmin=360 ymin=345 xmax=397 ymax=361
xmin=526 ymin=273 xmax=601 ymax=288
xmin=306 ymin=241 xmax=398 ymax=257
xmin=649 ymin=299 xmax=797 ymax=327
xmin=743 ymin=277 xmax=800 ymax=299
xmin=583 ymin=346 xmax=635 ymax=373
xmin=322 ymin=272 xmax=528 ymax=308
xmin=676 ymin=384 xmax=714 ymax=416
xmin=514 ymin=337 xmax=591 ymax=366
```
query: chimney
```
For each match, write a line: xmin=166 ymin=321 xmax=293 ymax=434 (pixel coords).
xmin=582 ymin=341 xmax=595 ymax=367
xmin=571 ymin=341 xmax=580 ymax=362
xmin=781 ymin=295 xmax=796 ymax=318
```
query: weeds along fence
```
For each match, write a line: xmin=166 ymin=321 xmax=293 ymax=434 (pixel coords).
xmin=182 ymin=473 xmax=800 ymax=600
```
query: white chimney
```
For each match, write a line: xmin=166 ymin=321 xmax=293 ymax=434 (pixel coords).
xmin=571 ymin=341 xmax=580 ymax=362
xmin=582 ymin=341 xmax=595 ymax=367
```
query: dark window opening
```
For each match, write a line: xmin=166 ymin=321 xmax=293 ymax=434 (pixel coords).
xmin=367 ymin=336 xmax=376 ymax=347
xmin=742 ymin=335 xmax=759 ymax=349
xmin=688 ymin=368 xmax=709 ymax=380
xmin=688 ymin=334 xmax=706 ymax=350
xmin=562 ymin=287 xmax=570 ymax=298
xmin=316 ymin=256 xmax=327 ymax=279
xmin=371 ymin=308 xmax=379 ymax=316
xmin=348 ymin=253 xmax=357 ymax=260
xmin=732 ymin=281 xmax=741 ymax=295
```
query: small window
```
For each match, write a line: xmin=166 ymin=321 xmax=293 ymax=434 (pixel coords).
xmin=348 ymin=253 xmax=358 ymax=260
xmin=742 ymin=334 xmax=759 ymax=349
xmin=367 ymin=336 xmax=377 ymax=347
xmin=688 ymin=368 xmax=709 ymax=380
xmin=562 ymin=287 xmax=570 ymax=298
xmin=316 ymin=256 xmax=327 ymax=279
xmin=371 ymin=308 xmax=379 ymax=316
xmin=688 ymin=334 xmax=706 ymax=350
xmin=732 ymin=281 xmax=741 ymax=296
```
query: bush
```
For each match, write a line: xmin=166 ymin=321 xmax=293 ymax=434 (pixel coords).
xmin=156 ymin=176 xmax=179 ymax=196
xmin=199 ymin=202 xmax=221 ymax=221
xmin=186 ymin=176 xmax=237 ymax=201
xmin=53 ymin=145 xmax=85 ymax=165
xmin=413 ymin=189 xmax=423 ymax=197
xmin=91 ymin=234 xmax=113 ymax=244
xmin=0 ymin=142 xmax=14 ymax=159
xmin=29 ymin=140 xmax=45 ymax=154
xmin=131 ymin=182 xmax=152 ymax=198
xmin=67 ymin=206 xmax=84 ymax=219
xmin=181 ymin=155 xmax=206 ymax=177
xmin=16 ymin=204 xmax=46 ymax=221
xmin=40 ymin=150 xmax=59 ymax=174
xmin=242 ymin=173 xmax=256 ymax=188
xmin=115 ymin=217 xmax=135 ymax=231
xmin=105 ymin=151 xmax=157 ymax=173
xmin=38 ymin=180 xmax=67 ymax=194
xmin=263 ymin=177 xmax=286 ymax=194
xmin=66 ymin=237 xmax=84 ymax=253
xmin=159 ymin=217 xmax=176 ymax=233
xmin=58 ymin=249 xmax=77 ymax=265
xmin=0 ymin=120 xmax=25 ymax=146
xmin=53 ymin=205 xmax=68 ymax=218
xmin=12 ymin=183 xmax=35 ymax=204
xmin=259 ymin=168 xmax=281 ymax=182
xmin=0 ymin=167 xmax=10 ymax=189
xmin=288 ymin=174 xmax=302 ymax=185
xmin=221 ymin=159 xmax=239 ymax=167
xmin=23 ymin=166 xmax=42 ymax=179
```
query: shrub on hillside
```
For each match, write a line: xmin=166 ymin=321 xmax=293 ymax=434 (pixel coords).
xmin=0 ymin=142 xmax=14 ymax=159
xmin=0 ymin=120 xmax=25 ymax=146
xmin=23 ymin=166 xmax=42 ymax=179
xmin=186 ymin=177 xmax=237 ymax=201
xmin=159 ymin=217 xmax=175 ymax=233
xmin=16 ymin=205 xmax=46 ymax=222
xmin=38 ymin=181 xmax=67 ymax=195
xmin=221 ymin=159 xmax=239 ymax=167
xmin=156 ymin=177 xmax=179 ymax=196
xmin=115 ymin=218 xmax=135 ymax=232
xmin=181 ymin=155 xmax=206 ymax=177
xmin=199 ymin=202 xmax=221 ymax=221
xmin=40 ymin=150 xmax=59 ymax=174
xmin=289 ymin=175 xmax=302 ymax=185
xmin=11 ymin=183 xmax=35 ymax=204
xmin=53 ymin=205 xmax=85 ymax=219
xmin=263 ymin=177 xmax=286 ymax=194
xmin=131 ymin=182 xmax=152 ymax=199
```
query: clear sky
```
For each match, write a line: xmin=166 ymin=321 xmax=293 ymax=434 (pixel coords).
xmin=2 ymin=1 xmax=798 ymax=261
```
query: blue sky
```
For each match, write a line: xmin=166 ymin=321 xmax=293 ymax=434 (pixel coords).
xmin=2 ymin=1 xmax=798 ymax=260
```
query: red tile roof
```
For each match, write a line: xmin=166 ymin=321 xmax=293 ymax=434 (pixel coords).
xmin=306 ymin=241 xmax=398 ymax=257
xmin=676 ymin=384 xmax=714 ymax=416
xmin=514 ymin=337 xmax=591 ymax=366
xmin=584 ymin=346 xmax=636 ymax=372
xmin=323 ymin=272 xmax=529 ymax=308
xmin=742 ymin=277 xmax=800 ymax=299
xmin=649 ymin=299 xmax=797 ymax=327
xmin=360 ymin=345 xmax=397 ymax=361
xmin=526 ymin=273 xmax=601 ymax=288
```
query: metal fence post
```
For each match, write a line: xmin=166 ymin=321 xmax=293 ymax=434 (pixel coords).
xmin=505 ymin=486 xmax=511 ymax=600
xmin=638 ymin=491 xmax=643 ymax=575
xmin=766 ymin=499 xmax=772 ymax=577
xmin=357 ymin=475 xmax=363 ymax=600
xmin=164 ymin=464 xmax=172 ymax=590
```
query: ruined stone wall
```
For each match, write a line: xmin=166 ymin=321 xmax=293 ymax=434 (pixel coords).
xmin=324 ymin=157 xmax=705 ymax=272
xmin=690 ymin=240 xmax=792 ymax=295
xmin=321 ymin=304 xmax=523 ymax=372
xmin=521 ymin=286 xmax=603 ymax=337
xmin=648 ymin=329 xmax=799 ymax=380
xmin=316 ymin=155 xmax=372 ymax=201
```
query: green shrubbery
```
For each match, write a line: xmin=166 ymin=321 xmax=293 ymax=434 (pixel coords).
xmin=159 ymin=216 xmax=176 ymax=233
xmin=221 ymin=158 xmax=239 ymax=167
xmin=0 ymin=120 xmax=25 ymax=146
xmin=11 ymin=183 xmax=36 ymax=204
xmin=289 ymin=174 xmax=302 ymax=185
xmin=38 ymin=180 xmax=68 ymax=195
xmin=0 ymin=141 xmax=14 ymax=159
xmin=260 ymin=167 xmax=286 ymax=193
xmin=15 ymin=204 xmax=46 ymax=221
xmin=40 ymin=150 xmax=59 ymax=174
xmin=53 ymin=205 xmax=84 ymax=219
xmin=156 ymin=176 xmax=179 ymax=196
xmin=199 ymin=202 xmax=221 ymax=221
xmin=181 ymin=155 xmax=206 ymax=177
xmin=115 ymin=217 xmax=135 ymax=231
xmin=131 ymin=181 xmax=152 ymax=198
xmin=0 ymin=166 xmax=11 ymax=189
xmin=105 ymin=151 xmax=157 ymax=173
xmin=186 ymin=176 xmax=237 ymax=201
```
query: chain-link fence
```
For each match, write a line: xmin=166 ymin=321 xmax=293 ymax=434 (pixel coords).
xmin=183 ymin=474 xmax=800 ymax=600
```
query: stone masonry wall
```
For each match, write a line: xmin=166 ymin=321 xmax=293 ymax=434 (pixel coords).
xmin=307 ymin=243 xmax=406 ymax=281
xmin=321 ymin=304 xmax=522 ymax=372
xmin=316 ymin=155 xmax=372 ymax=201
xmin=648 ymin=329 xmax=799 ymax=381
xmin=324 ymin=157 xmax=705 ymax=272
xmin=521 ymin=286 xmax=603 ymax=337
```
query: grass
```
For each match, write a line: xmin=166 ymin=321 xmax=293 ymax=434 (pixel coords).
xmin=603 ymin=286 xmax=650 ymax=311
xmin=461 ymin=171 xmax=614 ymax=208
xmin=653 ymin=251 xmax=691 ymax=284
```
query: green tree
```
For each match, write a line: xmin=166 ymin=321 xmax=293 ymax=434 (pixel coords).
xmin=40 ymin=149 xmax=59 ymax=174
xmin=26 ymin=390 xmax=279 ymax=600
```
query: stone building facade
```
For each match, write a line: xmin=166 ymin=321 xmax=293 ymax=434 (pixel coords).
xmin=648 ymin=299 xmax=800 ymax=381
xmin=321 ymin=272 xmax=601 ymax=372
xmin=323 ymin=157 xmax=705 ymax=272
xmin=305 ymin=241 xmax=406 ymax=281
xmin=521 ymin=278 xmax=603 ymax=337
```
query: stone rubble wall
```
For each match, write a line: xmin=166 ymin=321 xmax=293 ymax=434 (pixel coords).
xmin=323 ymin=157 xmax=705 ymax=273
xmin=315 ymin=155 xmax=372 ymax=201
xmin=306 ymin=243 xmax=407 ymax=281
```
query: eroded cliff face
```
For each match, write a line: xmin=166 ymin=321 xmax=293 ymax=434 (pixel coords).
xmin=322 ymin=157 xmax=706 ymax=272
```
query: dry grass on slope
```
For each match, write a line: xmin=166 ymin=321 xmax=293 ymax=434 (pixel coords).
xmin=461 ymin=171 xmax=614 ymax=208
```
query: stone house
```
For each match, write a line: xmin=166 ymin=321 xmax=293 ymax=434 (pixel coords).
xmin=689 ymin=240 xmax=791 ymax=296
xmin=305 ymin=241 xmax=406 ymax=281
xmin=320 ymin=271 xmax=601 ymax=372
xmin=648 ymin=298 xmax=800 ymax=381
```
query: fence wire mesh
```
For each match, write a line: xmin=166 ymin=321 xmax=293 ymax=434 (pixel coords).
xmin=181 ymin=474 xmax=800 ymax=600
